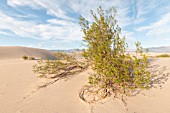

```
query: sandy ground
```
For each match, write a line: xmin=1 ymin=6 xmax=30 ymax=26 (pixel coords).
xmin=0 ymin=53 xmax=170 ymax=113
xmin=0 ymin=59 xmax=91 ymax=113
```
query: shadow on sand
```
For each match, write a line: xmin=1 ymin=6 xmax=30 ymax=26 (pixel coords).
xmin=149 ymin=64 xmax=169 ymax=89
xmin=132 ymin=58 xmax=169 ymax=96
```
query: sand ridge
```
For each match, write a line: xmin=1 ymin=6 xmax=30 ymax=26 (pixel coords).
xmin=0 ymin=46 xmax=56 ymax=60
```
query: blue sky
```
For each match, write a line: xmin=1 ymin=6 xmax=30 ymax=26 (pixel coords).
xmin=0 ymin=0 xmax=170 ymax=50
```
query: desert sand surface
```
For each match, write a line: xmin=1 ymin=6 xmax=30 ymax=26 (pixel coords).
xmin=0 ymin=46 xmax=56 ymax=60
xmin=0 ymin=53 xmax=170 ymax=113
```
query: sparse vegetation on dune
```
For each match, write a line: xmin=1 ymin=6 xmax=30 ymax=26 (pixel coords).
xmin=148 ymin=53 xmax=170 ymax=58
xmin=28 ymin=56 xmax=35 ymax=60
xmin=53 ymin=52 xmax=72 ymax=60
xmin=156 ymin=54 xmax=170 ymax=58
xmin=79 ymin=6 xmax=151 ymax=103
xmin=33 ymin=52 xmax=88 ymax=79
xmin=22 ymin=55 xmax=35 ymax=60
xmin=22 ymin=55 xmax=28 ymax=60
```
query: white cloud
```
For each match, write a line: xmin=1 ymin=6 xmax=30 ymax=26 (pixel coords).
xmin=8 ymin=0 xmax=76 ymax=21
xmin=7 ymin=0 xmax=133 ymax=28
xmin=130 ymin=0 xmax=161 ymax=25
xmin=0 ymin=31 xmax=10 ymax=35
xmin=134 ymin=18 xmax=146 ymax=24
xmin=7 ymin=0 xmax=33 ymax=6
xmin=69 ymin=0 xmax=133 ymax=28
xmin=5 ymin=0 xmax=170 ymax=49
xmin=5 ymin=0 xmax=135 ymax=43
xmin=47 ymin=19 xmax=75 ymax=26
xmin=7 ymin=0 xmax=40 ymax=9
xmin=122 ymin=31 xmax=137 ymax=49
xmin=35 ymin=0 xmax=76 ymax=21
xmin=137 ymin=12 xmax=170 ymax=36
xmin=136 ymin=0 xmax=159 ymax=18
xmin=0 ymin=11 xmax=82 ymax=41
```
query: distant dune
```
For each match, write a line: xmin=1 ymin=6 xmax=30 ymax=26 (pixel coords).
xmin=51 ymin=46 xmax=170 ymax=53
xmin=0 ymin=46 xmax=56 ymax=60
xmin=148 ymin=46 xmax=170 ymax=53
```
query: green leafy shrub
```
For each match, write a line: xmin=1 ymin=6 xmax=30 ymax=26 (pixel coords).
xmin=53 ymin=52 xmax=73 ymax=60
xmin=22 ymin=55 xmax=28 ymax=60
xmin=28 ymin=57 xmax=35 ymax=60
xmin=33 ymin=52 xmax=88 ymax=78
xmin=79 ymin=6 xmax=151 ymax=103
xmin=156 ymin=54 xmax=170 ymax=58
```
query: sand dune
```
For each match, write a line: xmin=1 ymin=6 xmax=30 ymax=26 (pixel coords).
xmin=0 ymin=51 xmax=170 ymax=113
xmin=0 ymin=46 xmax=56 ymax=60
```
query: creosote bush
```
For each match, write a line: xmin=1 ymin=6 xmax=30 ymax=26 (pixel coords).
xmin=23 ymin=55 xmax=35 ymax=60
xmin=156 ymin=54 xmax=170 ymax=58
xmin=28 ymin=56 xmax=35 ymax=60
xmin=33 ymin=52 xmax=88 ymax=78
xmin=79 ymin=6 xmax=151 ymax=103
xmin=53 ymin=52 xmax=72 ymax=60
xmin=22 ymin=55 xmax=28 ymax=60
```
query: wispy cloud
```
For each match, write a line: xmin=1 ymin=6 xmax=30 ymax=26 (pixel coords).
xmin=0 ymin=0 xmax=170 ymax=49
xmin=7 ymin=0 xmax=40 ymax=9
xmin=4 ymin=0 xmax=133 ymax=41
xmin=137 ymin=12 xmax=170 ymax=36
xmin=7 ymin=0 xmax=133 ymax=27
xmin=136 ymin=0 xmax=159 ymax=18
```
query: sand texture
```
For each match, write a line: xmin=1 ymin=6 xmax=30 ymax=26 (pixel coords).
xmin=0 ymin=51 xmax=170 ymax=113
